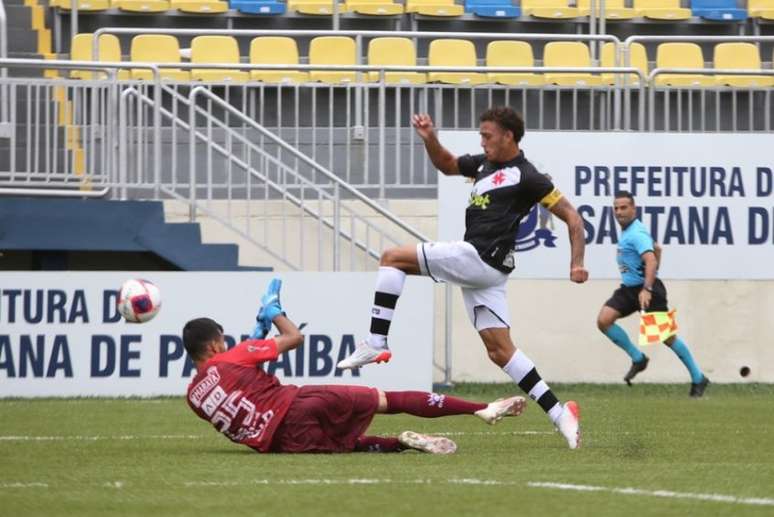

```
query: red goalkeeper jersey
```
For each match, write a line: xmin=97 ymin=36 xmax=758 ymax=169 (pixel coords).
xmin=186 ymin=339 xmax=299 ymax=452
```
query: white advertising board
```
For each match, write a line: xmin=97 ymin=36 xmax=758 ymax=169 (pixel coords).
xmin=0 ymin=272 xmax=433 ymax=397
xmin=439 ymin=132 xmax=774 ymax=279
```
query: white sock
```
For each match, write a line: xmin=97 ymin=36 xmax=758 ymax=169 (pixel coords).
xmin=367 ymin=266 xmax=406 ymax=349
xmin=503 ymin=349 xmax=563 ymax=423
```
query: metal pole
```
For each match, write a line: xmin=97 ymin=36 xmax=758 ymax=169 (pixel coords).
xmin=0 ymin=0 xmax=7 ymax=124
xmin=333 ymin=0 xmax=339 ymax=30
xmin=70 ymin=0 xmax=79 ymax=49
xmin=444 ymin=283 xmax=453 ymax=386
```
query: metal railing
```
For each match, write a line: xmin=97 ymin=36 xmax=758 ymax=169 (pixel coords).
xmin=0 ymin=0 xmax=8 ymax=128
xmin=625 ymin=35 xmax=774 ymax=132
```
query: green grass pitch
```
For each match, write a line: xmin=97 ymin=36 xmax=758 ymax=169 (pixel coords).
xmin=1 ymin=383 xmax=773 ymax=517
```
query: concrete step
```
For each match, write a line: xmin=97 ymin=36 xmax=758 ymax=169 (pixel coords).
xmin=6 ymin=5 xmax=33 ymax=27
xmin=8 ymin=28 xmax=39 ymax=54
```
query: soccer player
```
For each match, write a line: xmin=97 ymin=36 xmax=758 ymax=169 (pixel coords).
xmin=336 ymin=107 xmax=589 ymax=449
xmin=596 ymin=191 xmax=709 ymax=397
xmin=183 ymin=279 xmax=526 ymax=454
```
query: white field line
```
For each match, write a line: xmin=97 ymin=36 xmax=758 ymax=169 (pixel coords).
xmin=0 ymin=431 xmax=550 ymax=442
xmin=528 ymin=482 xmax=774 ymax=507
xmin=2 ymin=478 xmax=772 ymax=507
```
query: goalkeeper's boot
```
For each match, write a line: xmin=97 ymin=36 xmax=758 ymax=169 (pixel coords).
xmin=689 ymin=375 xmax=710 ymax=398
xmin=555 ymin=401 xmax=581 ymax=450
xmin=475 ymin=396 xmax=527 ymax=425
xmin=398 ymin=431 xmax=457 ymax=454
xmin=623 ymin=354 xmax=649 ymax=386
xmin=336 ymin=340 xmax=392 ymax=369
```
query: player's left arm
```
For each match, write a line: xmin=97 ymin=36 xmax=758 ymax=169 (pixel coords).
xmin=639 ymin=251 xmax=658 ymax=310
xmin=653 ymin=242 xmax=663 ymax=270
xmin=545 ymin=193 xmax=588 ymax=283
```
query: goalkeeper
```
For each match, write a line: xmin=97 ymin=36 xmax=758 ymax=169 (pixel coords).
xmin=183 ymin=278 xmax=526 ymax=454
xmin=595 ymin=191 xmax=709 ymax=397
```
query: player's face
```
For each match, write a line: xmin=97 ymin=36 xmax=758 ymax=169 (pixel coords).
xmin=479 ymin=121 xmax=512 ymax=162
xmin=613 ymin=198 xmax=636 ymax=227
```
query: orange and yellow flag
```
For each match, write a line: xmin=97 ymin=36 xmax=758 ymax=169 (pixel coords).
xmin=638 ymin=309 xmax=678 ymax=346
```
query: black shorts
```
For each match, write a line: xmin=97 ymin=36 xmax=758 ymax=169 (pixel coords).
xmin=605 ymin=278 xmax=669 ymax=317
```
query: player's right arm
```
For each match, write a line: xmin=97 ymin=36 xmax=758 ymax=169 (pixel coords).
xmin=272 ymin=314 xmax=304 ymax=355
xmin=412 ymin=113 xmax=460 ymax=176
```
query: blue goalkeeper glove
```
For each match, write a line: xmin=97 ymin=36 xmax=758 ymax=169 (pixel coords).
xmin=251 ymin=277 xmax=284 ymax=339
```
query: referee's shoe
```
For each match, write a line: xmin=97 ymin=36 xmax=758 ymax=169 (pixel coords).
xmin=624 ymin=355 xmax=649 ymax=386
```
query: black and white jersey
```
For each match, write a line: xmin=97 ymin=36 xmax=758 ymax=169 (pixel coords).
xmin=457 ymin=150 xmax=562 ymax=274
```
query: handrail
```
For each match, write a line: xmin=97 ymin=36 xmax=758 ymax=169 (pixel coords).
xmin=188 ymin=85 xmax=431 ymax=244
xmin=0 ymin=187 xmax=110 ymax=197
xmin=626 ymin=34 xmax=774 ymax=45
xmin=647 ymin=68 xmax=774 ymax=130
xmin=0 ymin=0 xmax=8 ymax=124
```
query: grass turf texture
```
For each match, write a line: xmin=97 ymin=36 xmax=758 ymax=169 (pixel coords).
xmin=1 ymin=383 xmax=773 ymax=517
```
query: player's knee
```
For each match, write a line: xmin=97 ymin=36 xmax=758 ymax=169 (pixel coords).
xmin=597 ymin=318 xmax=610 ymax=332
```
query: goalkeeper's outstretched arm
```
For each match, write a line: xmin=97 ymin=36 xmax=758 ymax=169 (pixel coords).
xmin=273 ymin=314 xmax=304 ymax=354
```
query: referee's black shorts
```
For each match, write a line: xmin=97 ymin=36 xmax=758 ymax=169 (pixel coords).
xmin=605 ymin=278 xmax=669 ymax=317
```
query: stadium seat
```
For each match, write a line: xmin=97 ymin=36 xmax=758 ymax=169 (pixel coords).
xmin=190 ymin=36 xmax=249 ymax=82
xmin=345 ymin=0 xmax=403 ymax=14
xmin=130 ymin=35 xmax=191 ymax=81
xmin=69 ymin=33 xmax=129 ymax=80
xmin=713 ymin=42 xmax=773 ymax=87
xmin=287 ymin=0 xmax=341 ymax=14
xmin=521 ymin=0 xmax=583 ymax=19
xmin=691 ymin=0 xmax=746 ymax=20
xmin=53 ymin=0 xmax=110 ymax=10
xmin=249 ymin=36 xmax=309 ymax=83
xmin=748 ymin=0 xmax=774 ymax=19
xmin=114 ymin=0 xmax=170 ymax=12
xmin=485 ymin=41 xmax=544 ymax=86
xmin=464 ymin=0 xmax=519 ymax=18
xmin=404 ymin=0 xmax=464 ymax=16
xmin=309 ymin=36 xmax=358 ymax=84
xmin=601 ymin=41 xmax=648 ymax=85
xmin=230 ymin=0 xmax=287 ymax=13
xmin=543 ymin=41 xmax=602 ymax=86
xmin=427 ymin=39 xmax=486 ymax=84
xmin=654 ymin=43 xmax=713 ymax=87
xmin=170 ymin=0 xmax=229 ymax=12
xmin=367 ymin=37 xmax=426 ymax=84
xmin=577 ymin=0 xmax=638 ymax=18
xmin=633 ymin=0 xmax=691 ymax=19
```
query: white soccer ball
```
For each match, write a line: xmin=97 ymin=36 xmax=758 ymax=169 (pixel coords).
xmin=117 ymin=279 xmax=162 ymax=323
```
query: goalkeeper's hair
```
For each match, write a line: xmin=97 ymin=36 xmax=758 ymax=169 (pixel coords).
xmin=183 ymin=317 xmax=224 ymax=360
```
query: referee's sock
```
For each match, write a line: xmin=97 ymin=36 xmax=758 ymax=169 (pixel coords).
xmin=503 ymin=349 xmax=563 ymax=423
xmin=604 ymin=324 xmax=645 ymax=362
xmin=668 ymin=337 xmax=704 ymax=384
xmin=367 ymin=266 xmax=406 ymax=350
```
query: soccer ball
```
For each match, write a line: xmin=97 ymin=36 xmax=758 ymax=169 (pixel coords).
xmin=117 ymin=279 xmax=162 ymax=323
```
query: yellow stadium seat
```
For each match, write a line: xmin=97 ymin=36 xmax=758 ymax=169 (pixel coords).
xmin=69 ymin=33 xmax=129 ymax=80
xmin=577 ymin=0 xmax=638 ymax=18
xmin=404 ymin=0 xmax=464 ymax=16
xmin=428 ymin=39 xmax=486 ymax=84
xmin=367 ymin=37 xmax=426 ymax=84
xmin=130 ymin=35 xmax=190 ymax=81
xmin=190 ymin=36 xmax=248 ymax=82
xmin=633 ymin=0 xmax=691 ymax=19
xmin=54 ymin=0 xmax=110 ymax=11
xmin=714 ymin=43 xmax=773 ymax=87
xmin=485 ymin=41 xmax=544 ymax=86
xmin=748 ymin=0 xmax=774 ymax=19
xmin=287 ymin=0 xmax=342 ymax=14
xmin=346 ymin=0 xmax=402 ymax=14
xmin=309 ymin=36 xmax=358 ymax=84
xmin=654 ymin=43 xmax=713 ymax=87
xmin=543 ymin=41 xmax=602 ymax=86
xmin=249 ymin=37 xmax=309 ymax=84
xmin=170 ymin=0 xmax=228 ymax=12
xmin=113 ymin=0 xmax=170 ymax=12
xmin=521 ymin=0 xmax=582 ymax=18
xmin=601 ymin=42 xmax=648 ymax=85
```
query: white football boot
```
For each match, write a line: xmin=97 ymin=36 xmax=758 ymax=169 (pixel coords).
xmin=398 ymin=431 xmax=457 ymax=454
xmin=474 ymin=396 xmax=527 ymax=425
xmin=336 ymin=340 xmax=392 ymax=369
xmin=555 ymin=401 xmax=581 ymax=449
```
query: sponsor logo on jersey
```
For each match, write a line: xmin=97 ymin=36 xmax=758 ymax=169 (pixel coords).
xmin=189 ymin=366 xmax=221 ymax=408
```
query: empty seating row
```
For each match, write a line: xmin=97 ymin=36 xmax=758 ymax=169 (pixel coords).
xmin=52 ymin=0 xmax=774 ymax=20
xmin=70 ymin=34 xmax=774 ymax=87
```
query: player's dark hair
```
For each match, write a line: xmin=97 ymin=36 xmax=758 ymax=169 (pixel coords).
xmin=183 ymin=317 xmax=224 ymax=360
xmin=614 ymin=191 xmax=635 ymax=204
xmin=480 ymin=107 xmax=525 ymax=144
